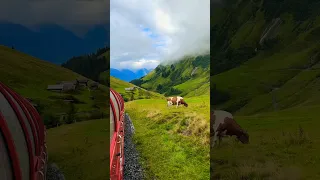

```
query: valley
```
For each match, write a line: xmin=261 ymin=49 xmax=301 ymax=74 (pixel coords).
xmin=111 ymin=54 xmax=211 ymax=179
xmin=211 ymin=0 xmax=320 ymax=179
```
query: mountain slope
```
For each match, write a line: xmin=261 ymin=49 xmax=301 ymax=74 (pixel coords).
xmin=211 ymin=0 xmax=320 ymax=114
xmin=110 ymin=76 xmax=163 ymax=101
xmin=131 ymin=54 xmax=210 ymax=97
xmin=62 ymin=47 xmax=110 ymax=82
xmin=0 ymin=45 xmax=109 ymax=126
xmin=211 ymin=1 xmax=320 ymax=179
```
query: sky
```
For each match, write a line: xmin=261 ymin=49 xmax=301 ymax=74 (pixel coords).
xmin=110 ymin=0 xmax=210 ymax=71
xmin=0 ymin=0 xmax=110 ymax=36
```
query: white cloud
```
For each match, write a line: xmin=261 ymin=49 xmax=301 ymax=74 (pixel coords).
xmin=110 ymin=0 xmax=210 ymax=71
xmin=116 ymin=59 xmax=160 ymax=71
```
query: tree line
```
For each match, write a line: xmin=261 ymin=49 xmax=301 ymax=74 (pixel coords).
xmin=62 ymin=47 xmax=110 ymax=83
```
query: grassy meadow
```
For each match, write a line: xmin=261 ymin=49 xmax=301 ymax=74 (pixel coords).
xmin=0 ymin=45 xmax=109 ymax=120
xmin=212 ymin=106 xmax=320 ymax=180
xmin=46 ymin=119 xmax=109 ymax=180
xmin=110 ymin=76 xmax=164 ymax=101
xmin=210 ymin=1 xmax=320 ymax=179
xmin=0 ymin=45 xmax=109 ymax=178
xmin=125 ymin=96 xmax=210 ymax=180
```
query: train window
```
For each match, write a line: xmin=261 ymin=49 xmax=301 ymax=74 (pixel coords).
xmin=110 ymin=105 xmax=115 ymax=143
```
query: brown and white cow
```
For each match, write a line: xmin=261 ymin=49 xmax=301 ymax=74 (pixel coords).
xmin=211 ymin=110 xmax=249 ymax=148
xmin=166 ymin=96 xmax=188 ymax=108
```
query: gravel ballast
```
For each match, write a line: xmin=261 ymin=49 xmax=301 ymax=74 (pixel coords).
xmin=46 ymin=163 xmax=65 ymax=180
xmin=124 ymin=113 xmax=145 ymax=180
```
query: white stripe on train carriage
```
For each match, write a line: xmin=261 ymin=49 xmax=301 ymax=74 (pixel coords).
xmin=0 ymin=91 xmax=30 ymax=180
xmin=110 ymin=91 xmax=120 ymax=123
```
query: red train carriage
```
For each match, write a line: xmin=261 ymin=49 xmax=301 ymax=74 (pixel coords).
xmin=0 ymin=82 xmax=48 ymax=180
xmin=110 ymin=88 xmax=125 ymax=180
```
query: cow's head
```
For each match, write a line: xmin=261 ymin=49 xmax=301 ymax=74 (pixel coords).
xmin=237 ymin=131 xmax=249 ymax=144
xmin=180 ymin=99 xmax=188 ymax=107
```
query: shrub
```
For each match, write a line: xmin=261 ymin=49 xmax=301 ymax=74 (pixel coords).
xmin=89 ymin=110 xmax=104 ymax=119
xmin=65 ymin=103 xmax=77 ymax=124
xmin=164 ymin=87 xmax=183 ymax=96
xmin=43 ymin=113 xmax=60 ymax=129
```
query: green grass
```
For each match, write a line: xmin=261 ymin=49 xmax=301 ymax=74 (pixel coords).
xmin=125 ymin=96 xmax=210 ymax=179
xmin=110 ymin=76 xmax=163 ymax=101
xmin=174 ymin=75 xmax=210 ymax=97
xmin=0 ymin=45 xmax=109 ymax=178
xmin=46 ymin=119 xmax=109 ymax=180
xmin=211 ymin=4 xmax=320 ymax=179
xmin=212 ymin=106 xmax=320 ymax=180
xmin=0 ymin=45 xmax=109 ymax=116
xmin=136 ymin=55 xmax=210 ymax=97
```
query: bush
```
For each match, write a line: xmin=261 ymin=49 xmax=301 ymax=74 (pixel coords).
xmin=89 ymin=111 xmax=104 ymax=119
xmin=123 ymin=97 xmax=129 ymax=102
xmin=164 ymin=87 xmax=183 ymax=96
xmin=65 ymin=103 xmax=77 ymax=124
xmin=43 ymin=113 xmax=60 ymax=129
xmin=130 ymin=78 xmax=144 ymax=86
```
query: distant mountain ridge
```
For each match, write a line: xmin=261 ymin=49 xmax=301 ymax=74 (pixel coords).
xmin=131 ymin=54 xmax=210 ymax=97
xmin=61 ymin=47 xmax=110 ymax=82
xmin=211 ymin=0 xmax=320 ymax=114
xmin=110 ymin=68 xmax=153 ymax=82
xmin=0 ymin=22 xmax=109 ymax=64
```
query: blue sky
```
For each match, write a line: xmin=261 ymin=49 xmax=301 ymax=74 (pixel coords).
xmin=110 ymin=0 xmax=210 ymax=71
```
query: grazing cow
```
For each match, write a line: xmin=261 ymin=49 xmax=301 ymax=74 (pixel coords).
xmin=166 ymin=96 xmax=188 ymax=108
xmin=211 ymin=110 xmax=249 ymax=148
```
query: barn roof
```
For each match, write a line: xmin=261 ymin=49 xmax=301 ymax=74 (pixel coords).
xmin=57 ymin=81 xmax=77 ymax=85
xmin=62 ymin=83 xmax=75 ymax=90
xmin=125 ymin=86 xmax=136 ymax=90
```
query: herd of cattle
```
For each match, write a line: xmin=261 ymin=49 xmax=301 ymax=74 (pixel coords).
xmin=166 ymin=96 xmax=249 ymax=148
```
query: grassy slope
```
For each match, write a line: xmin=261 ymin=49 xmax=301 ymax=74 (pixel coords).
xmin=212 ymin=107 xmax=320 ymax=180
xmin=211 ymin=1 xmax=320 ymax=179
xmin=0 ymin=45 xmax=109 ymax=113
xmin=47 ymin=119 xmax=108 ymax=180
xmin=136 ymin=55 xmax=210 ymax=97
xmin=0 ymin=45 xmax=109 ymax=178
xmin=0 ymin=45 xmax=82 ymax=97
xmin=125 ymin=96 xmax=210 ymax=179
xmin=124 ymin=56 xmax=210 ymax=179
xmin=110 ymin=76 xmax=164 ymax=100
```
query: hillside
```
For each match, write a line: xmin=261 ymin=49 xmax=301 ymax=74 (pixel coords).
xmin=0 ymin=45 xmax=109 ymax=128
xmin=131 ymin=54 xmax=210 ymax=97
xmin=110 ymin=76 xmax=163 ymax=101
xmin=125 ymin=54 xmax=210 ymax=179
xmin=62 ymin=47 xmax=110 ymax=83
xmin=47 ymin=119 xmax=108 ymax=180
xmin=125 ymin=96 xmax=210 ymax=179
xmin=211 ymin=0 xmax=320 ymax=114
xmin=211 ymin=1 xmax=320 ymax=179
